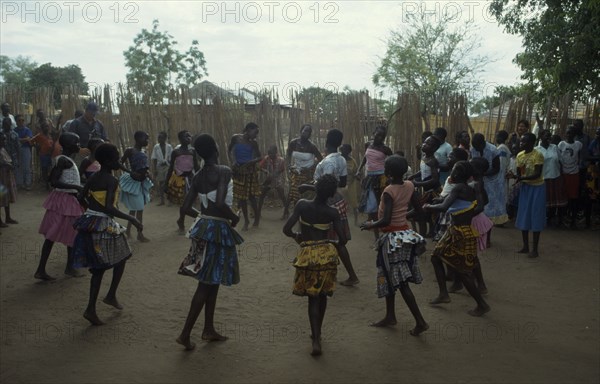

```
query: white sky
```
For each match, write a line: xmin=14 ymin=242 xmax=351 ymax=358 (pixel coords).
xmin=1 ymin=0 xmax=524 ymax=103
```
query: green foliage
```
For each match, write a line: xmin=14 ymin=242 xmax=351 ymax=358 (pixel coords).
xmin=298 ymin=86 xmax=338 ymax=121
xmin=373 ymin=10 xmax=490 ymax=115
xmin=29 ymin=63 xmax=88 ymax=107
xmin=0 ymin=55 xmax=38 ymax=89
xmin=490 ymin=0 xmax=600 ymax=102
xmin=123 ymin=19 xmax=208 ymax=102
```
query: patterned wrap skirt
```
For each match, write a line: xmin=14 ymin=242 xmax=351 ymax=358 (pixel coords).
xmin=178 ymin=216 xmax=244 ymax=286
xmin=292 ymin=240 xmax=339 ymax=297
xmin=327 ymin=193 xmax=352 ymax=241
xmin=545 ymin=176 xmax=567 ymax=208
xmin=288 ymin=168 xmax=314 ymax=208
xmin=72 ymin=210 xmax=132 ymax=270
xmin=119 ymin=173 xmax=153 ymax=211
xmin=38 ymin=190 xmax=84 ymax=247
xmin=233 ymin=163 xmax=260 ymax=202
xmin=375 ymin=229 xmax=426 ymax=298
xmin=359 ymin=172 xmax=387 ymax=214
xmin=432 ymin=224 xmax=480 ymax=273
xmin=167 ymin=173 xmax=192 ymax=206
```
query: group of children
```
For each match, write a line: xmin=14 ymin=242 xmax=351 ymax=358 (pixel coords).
xmin=11 ymin=118 xmax=599 ymax=358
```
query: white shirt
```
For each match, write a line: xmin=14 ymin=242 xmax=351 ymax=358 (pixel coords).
xmin=434 ymin=142 xmax=453 ymax=167
xmin=535 ymin=144 xmax=561 ymax=179
xmin=558 ymin=141 xmax=582 ymax=175
xmin=314 ymin=152 xmax=347 ymax=181
xmin=151 ymin=143 xmax=173 ymax=167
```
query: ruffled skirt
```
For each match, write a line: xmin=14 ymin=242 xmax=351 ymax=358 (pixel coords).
xmin=119 ymin=173 xmax=153 ymax=211
xmin=292 ymin=240 xmax=339 ymax=297
xmin=38 ymin=190 xmax=84 ymax=247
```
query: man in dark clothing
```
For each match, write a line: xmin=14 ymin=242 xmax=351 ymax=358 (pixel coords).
xmin=68 ymin=101 xmax=107 ymax=147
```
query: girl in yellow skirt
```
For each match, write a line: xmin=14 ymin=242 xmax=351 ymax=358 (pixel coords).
xmin=424 ymin=161 xmax=491 ymax=317
xmin=283 ymin=174 xmax=347 ymax=356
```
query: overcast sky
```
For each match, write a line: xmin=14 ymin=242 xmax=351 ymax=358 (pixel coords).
xmin=1 ymin=1 xmax=524 ymax=103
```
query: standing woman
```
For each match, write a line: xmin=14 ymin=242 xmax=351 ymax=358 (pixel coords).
xmin=470 ymin=133 xmax=508 ymax=246
xmin=229 ymin=122 xmax=262 ymax=230
xmin=536 ymin=129 xmax=567 ymax=226
xmin=285 ymin=124 xmax=323 ymax=219
xmin=513 ymin=133 xmax=545 ymax=258
xmin=356 ymin=125 xmax=393 ymax=237
xmin=177 ymin=134 xmax=242 ymax=350
xmin=340 ymin=144 xmax=360 ymax=225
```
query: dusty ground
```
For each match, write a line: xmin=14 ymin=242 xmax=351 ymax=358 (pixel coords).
xmin=1 ymin=189 xmax=599 ymax=384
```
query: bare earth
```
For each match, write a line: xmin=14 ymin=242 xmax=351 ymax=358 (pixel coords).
xmin=1 ymin=190 xmax=599 ymax=384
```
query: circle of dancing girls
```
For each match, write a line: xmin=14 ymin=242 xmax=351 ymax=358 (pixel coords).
xmin=71 ymin=143 xmax=143 ymax=325
xmin=284 ymin=124 xmax=323 ymax=219
xmin=283 ymin=174 xmax=347 ymax=356
xmin=228 ymin=122 xmax=262 ymax=231
xmin=356 ymin=125 xmax=393 ymax=239
xmin=165 ymin=130 xmax=200 ymax=234
xmin=360 ymin=155 xmax=429 ymax=336
xmin=424 ymin=160 xmax=491 ymax=317
xmin=34 ymin=132 xmax=85 ymax=280
xmin=119 ymin=131 xmax=153 ymax=242
xmin=176 ymin=134 xmax=243 ymax=351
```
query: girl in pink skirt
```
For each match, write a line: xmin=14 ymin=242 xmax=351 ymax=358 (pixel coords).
xmin=34 ymin=132 xmax=85 ymax=280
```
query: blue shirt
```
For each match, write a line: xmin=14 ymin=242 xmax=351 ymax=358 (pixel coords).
xmin=15 ymin=126 xmax=33 ymax=148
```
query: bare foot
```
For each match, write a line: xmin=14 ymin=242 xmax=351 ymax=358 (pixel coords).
xmin=528 ymin=251 xmax=539 ymax=258
xmin=64 ymin=268 xmax=85 ymax=278
xmin=430 ymin=295 xmax=451 ymax=304
xmin=83 ymin=311 xmax=105 ymax=326
xmin=201 ymin=330 xmax=228 ymax=342
xmin=34 ymin=272 xmax=56 ymax=281
xmin=176 ymin=336 xmax=196 ymax=351
xmin=340 ymin=278 xmax=360 ymax=286
xmin=177 ymin=218 xmax=185 ymax=233
xmin=242 ymin=222 xmax=249 ymax=232
xmin=103 ymin=297 xmax=123 ymax=310
xmin=517 ymin=247 xmax=529 ymax=254
xmin=137 ymin=233 xmax=150 ymax=243
xmin=409 ymin=323 xmax=429 ymax=336
xmin=5 ymin=218 xmax=18 ymax=224
xmin=0 ymin=222 xmax=8 ymax=228
xmin=468 ymin=305 xmax=491 ymax=317
xmin=448 ymin=284 xmax=463 ymax=293
xmin=369 ymin=318 xmax=397 ymax=327
xmin=311 ymin=339 xmax=322 ymax=356
xmin=479 ymin=286 xmax=489 ymax=295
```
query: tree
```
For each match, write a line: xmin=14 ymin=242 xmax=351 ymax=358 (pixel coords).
xmin=29 ymin=63 xmax=88 ymax=107
xmin=298 ymin=86 xmax=338 ymax=121
xmin=490 ymin=0 xmax=600 ymax=102
xmin=123 ymin=19 xmax=208 ymax=102
xmin=0 ymin=55 xmax=38 ymax=89
xmin=471 ymin=84 xmax=534 ymax=115
xmin=372 ymin=10 xmax=491 ymax=116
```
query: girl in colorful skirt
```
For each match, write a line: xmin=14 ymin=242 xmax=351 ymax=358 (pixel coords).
xmin=119 ymin=131 xmax=153 ymax=242
xmin=513 ymin=133 xmax=545 ymax=258
xmin=165 ymin=130 xmax=200 ymax=234
xmin=35 ymin=132 xmax=85 ymax=280
xmin=177 ymin=134 xmax=242 ymax=351
xmin=284 ymin=174 xmax=346 ymax=356
xmin=356 ymin=125 xmax=393 ymax=239
xmin=424 ymin=161 xmax=491 ymax=317
xmin=360 ymin=155 xmax=429 ymax=336
xmin=72 ymin=143 xmax=142 ymax=325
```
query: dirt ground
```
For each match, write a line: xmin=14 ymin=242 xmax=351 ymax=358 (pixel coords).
xmin=1 ymin=189 xmax=599 ymax=384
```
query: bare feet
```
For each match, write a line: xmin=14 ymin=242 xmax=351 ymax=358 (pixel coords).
xmin=5 ymin=218 xmax=18 ymax=224
xmin=252 ymin=220 xmax=259 ymax=228
xmin=517 ymin=247 xmax=529 ymax=254
xmin=409 ymin=323 xmax=429 ymax=336
xmin=311 ymin=339 xmax=322 ymax=356
xmin=430 ymin=295 xmax=451 ymax=304
xmin=201 ymin=330 xmax=228 ymax=342
xmin=468 ymin=305 xmax=491 ymax=317
xmin=177 ymin=218 xmax=185 ymax=234
xmin=176 ymin=336 xmax=196 ymax=351
xmin=83 ymin=311 xmax=105 ymax=326
xmin=448 ymin=283 xmax=463 ymax=293
xmin=528 ymin=251 xmax=539 ymax=258
xmin=479 ymin=286 xmax=489 ymax=295
xmin=103 ymin=297 xmax=123 ymax=310
xmin=369 ymin=318 xmax=397 ymax=327
xmin=0 ymin=222 xmax=8 ymax=228
xmin=34 ymin=272 xmax=56 ymax=281
xmin=137 ymin=233 xmax=150 ymax=243
xmin=64 ymin=268 xmax=85 ymax=278
xmin=340 ymin=278 xmax=360 ymax=286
